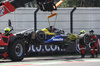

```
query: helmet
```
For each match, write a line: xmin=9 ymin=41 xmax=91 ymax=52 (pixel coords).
xmin=89 ymin=30 xmax=94 ymax=35
xmin=4 ymin=27 xmax=11 ymax=35
xmin=4 ymin=27 xmax=10 ymax=32
xmin=80 ymin=30 xmax=86 ymax=34
xmin=50 ymin=26 xmax=54 ymax=28
xmin=89 ymin=30 xmax=94 ymax=33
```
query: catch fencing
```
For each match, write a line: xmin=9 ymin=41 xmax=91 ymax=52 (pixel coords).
xmin=0 ymin=7 xmax=100 ymax=34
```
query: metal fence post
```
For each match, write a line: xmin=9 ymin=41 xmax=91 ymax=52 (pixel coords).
xmin=34 ymin=6 xmax=39 ymax=31
xmin=70 ymin=7 xmax=76 ymax=33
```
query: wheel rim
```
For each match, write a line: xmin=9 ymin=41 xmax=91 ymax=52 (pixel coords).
xmin=15 ymin=44 xmax=23 ymax=57
xmin=84 ymin=35 xmax=90 ymax=45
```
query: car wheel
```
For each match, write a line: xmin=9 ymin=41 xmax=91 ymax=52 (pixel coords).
xmin=36 ymin=30 xmax=46 ymax=42
xmin=8 ymin=39 xmax=25 ymax=61
xmin=79 ymin=34 xmax=90 ymax=46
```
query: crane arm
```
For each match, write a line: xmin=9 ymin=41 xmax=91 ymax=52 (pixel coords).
xmin=48 ymin=0 xmax=64 ymax=18
xmin=0 ymin=0 xmax=63 ymax=17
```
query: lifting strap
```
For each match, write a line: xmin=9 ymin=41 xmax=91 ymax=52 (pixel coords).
xmin=47 ymin=0 xmax=64 ymax=27
xmin=47 ymin=12 xmax=58 ymax=27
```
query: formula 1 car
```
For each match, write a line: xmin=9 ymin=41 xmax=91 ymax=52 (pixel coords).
xmin=15 ymin=26 xmax=90 ymax=50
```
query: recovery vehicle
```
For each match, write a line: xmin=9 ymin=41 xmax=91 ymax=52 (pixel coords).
xmin=0 ymin=20 xmax=25 ymax=61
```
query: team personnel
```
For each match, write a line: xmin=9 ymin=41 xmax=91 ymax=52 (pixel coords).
xmin=79 ymin=30 xmax=86 ymax=58
xmin=89 ymin=30 xmax=99 ymax=58
xmin=3 ymin=27 xmax=13 ymax=37
xmin=2 ymin=27 xmax=13 ymax=58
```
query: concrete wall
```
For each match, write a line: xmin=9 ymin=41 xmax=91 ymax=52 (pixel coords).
xmin=0 ymin=7 xmax=100 ymax=34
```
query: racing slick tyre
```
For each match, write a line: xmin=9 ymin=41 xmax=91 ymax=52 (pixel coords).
xmin=36 ymin=30 xmax=46 ymax=42
xmin=79 ymin=34 xmax=90 ymax=46
xmin=8 ymin=39 xmax=25 ymax=61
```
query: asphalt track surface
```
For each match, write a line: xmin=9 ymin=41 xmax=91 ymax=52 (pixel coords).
xmin=0 ymin=55 xmax=100 ymax=66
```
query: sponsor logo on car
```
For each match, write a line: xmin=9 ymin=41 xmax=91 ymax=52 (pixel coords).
xmin=53 ymin=38 xmax=64 ymax=41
